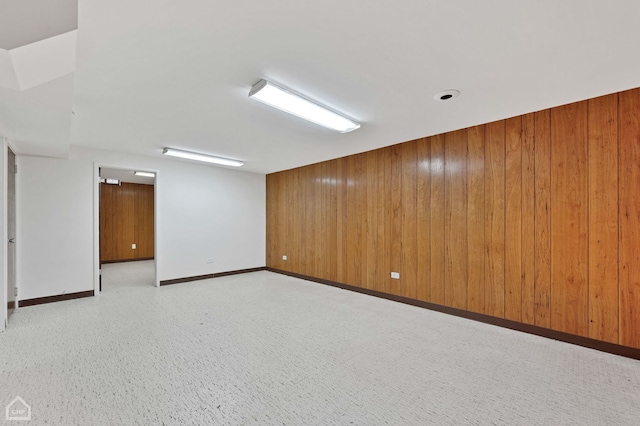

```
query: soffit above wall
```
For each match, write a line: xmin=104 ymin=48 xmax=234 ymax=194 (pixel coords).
xmin=0 ymin=0 xmax=78 ymax=50
xmin=0 ymin=0 xmax=78 ymax=159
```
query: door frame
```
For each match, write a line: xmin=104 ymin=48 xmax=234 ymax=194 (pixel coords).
xmin=1 ymin=137 xmax=17 ymax=331
xmin=1 ymin=137 xmax=7 ymax=331
xmin=93 ymin=162 xmax=160 ymax=294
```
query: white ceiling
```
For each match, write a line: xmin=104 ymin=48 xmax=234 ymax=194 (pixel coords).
xmin=3 ymin=1 xmax=640 ymax=174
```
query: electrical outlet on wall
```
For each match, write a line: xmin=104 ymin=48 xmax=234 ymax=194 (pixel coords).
xmin=391 ymin=272 xmax=400 ymax=279
xmin=206 ymin=258 xmax=214 ymax=264
xmin=282 ymin=255 xmax=287 ymax=260
xmin=132 ymin=243 xmax=137 ymax=249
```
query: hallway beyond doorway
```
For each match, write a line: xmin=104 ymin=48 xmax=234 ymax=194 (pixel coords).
xmin=101 ymin=260 xmax=155 ymax=293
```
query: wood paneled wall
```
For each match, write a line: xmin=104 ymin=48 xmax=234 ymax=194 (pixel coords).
xmin=266 ymin=88 xmax=640 ymax=349
xmin=100 ymin=182 xmax=154 ymax=262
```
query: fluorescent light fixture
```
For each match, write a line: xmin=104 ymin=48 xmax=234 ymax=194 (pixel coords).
xmin=134 ymin=171 xmax=155 ymax=178
xmin=248 ymin=79 xmax=360 ymax=133
xmin=162 ymin=148 xmax=244 ymax=167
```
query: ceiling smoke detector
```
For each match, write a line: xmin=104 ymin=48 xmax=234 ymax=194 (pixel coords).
xmin=434 ymin=89 xmax=460 ymax=102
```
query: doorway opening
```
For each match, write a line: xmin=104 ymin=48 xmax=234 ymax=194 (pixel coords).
xmin=94 ymin=165 xmax=159 ymax=294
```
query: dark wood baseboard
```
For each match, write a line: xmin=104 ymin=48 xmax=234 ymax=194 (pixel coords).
xmin=19 ymin=290 xmax=94 ymax=308
xmin=101 ymin=257 xmax=154 ymax=265
xmin=267 ymin=267 xmax=640 ymax=361
xmin=159 ymin=267 xmax=266 ymax=286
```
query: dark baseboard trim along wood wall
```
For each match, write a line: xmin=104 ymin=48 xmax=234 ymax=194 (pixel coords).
xmin=159 ymin=267 xmax=267 ymax=286
xmin=267 ymin=267 xmax=640 ymax=361
xmin=19 ymin=290 xmax=94 ymax=308
xmin=101 ymin=257 xmax=154 ymax=265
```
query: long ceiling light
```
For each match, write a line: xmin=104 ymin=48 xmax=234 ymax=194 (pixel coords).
xmin=134 ymin=171 xmax=155 ymax=177
xmin=248 ymin=79 xmax=360 ymax=133
xmin=162 ymin=148 xmax=244 ymax=167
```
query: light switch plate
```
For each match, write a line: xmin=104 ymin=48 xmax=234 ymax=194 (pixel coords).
xmin=391 ymin=272 xmax=400 ymax=279
xmin=282 ymin=255 xmax=287 ymax=260
xmin=132 ymin=244 xmax=137 ymax=249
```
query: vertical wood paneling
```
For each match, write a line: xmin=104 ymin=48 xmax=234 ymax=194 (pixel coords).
xmin=289 ymin=168 xmax=302 ymax=273
xmin=308 ymin=164 xmax=320 ymax=278
xmin=445 ymin=130 xmax=468 ymax=309
xmin=505 ymin=117 xmax=523 ymax=321
xmin=349 ymin=154 xmax=366 ymax=288
xmin=296 ymin=167 xmax=306 ymax=275
xmin=389 ymin=145 xmax=403 ymax=296
xmin=300 ymin=164 xmax=322 ymax=277
xmin=467 ymin=126 xmax=485 ymax=313
xmin=376 ymin=148 xmax=390 ymax=293
xmin=484 ymin=121 xmax=505 ymax=318
xmin=335 ymin=161 xmax=345 ymax=283
xmin=276 ymin=171 xmax=286 ymax=271
xmin=430 ymin=135 xmax=446 ymax=305
xmin=345 ymin=156 xmax=361 ymax=286
xmin=343 ymin=157 xmax=354 ymax=285
xmin=298 ymin=166 xmax=309 ymax=276
xmin=265 ymin=86 xmax=640 ymax=349
xmin=265 ymin=174 xmax=275 ymax=268
xmin=619 ymin=89 xmax=640 ymax=349
xmin=551 ymin=101 xmax=588 ymax=336
xmin=521 ymin=114 xmax=536 ymax=325
xmin=120 ymin=184 xmax=133 ymax=260
xmin=100 ymin=184 xmax=114 ymax=261
xmin=365 ymin=151 xmax=379 ymax=289
xmin=100 ymin=182 xmax=154 ymax=262
xmin=401 ymin=142 xmax=418 ymax=299
xmin=136 ymin=184 xmax=154 ymax=258
xmin=588 ymin=94 xmax=619 ymax=343
xmin=326 ymin=160 xmax=338 ymax=282
xmin=534 ymin=110 xmax=552 ymax=328
xmin=416 ymin=138 xmax=431 ymax=302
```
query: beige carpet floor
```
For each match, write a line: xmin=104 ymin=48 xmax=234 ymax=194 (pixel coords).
xmin=1 ymin=261 xmax=639 ymax=425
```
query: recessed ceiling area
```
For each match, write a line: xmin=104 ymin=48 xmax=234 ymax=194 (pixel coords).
xmin=100 ymin=167 xmax=154 ymax=185
xmin=2 ymin=1 xmax=640 ymax=173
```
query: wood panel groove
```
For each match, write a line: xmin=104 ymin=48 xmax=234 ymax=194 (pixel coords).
xmin=619 ymin=89 xmax=640 ymax=348
xmin=587 ymin=94 xmax=619 ymax=343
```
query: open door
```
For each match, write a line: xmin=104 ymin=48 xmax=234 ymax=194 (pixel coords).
xmin=7 ymin=147 xmax=16 ymax=318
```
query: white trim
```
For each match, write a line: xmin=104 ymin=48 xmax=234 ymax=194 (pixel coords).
xmin=1 ymin=137 xmax=7 ymax=331
xmin=93 ymin=163 xmax=160 ymax=296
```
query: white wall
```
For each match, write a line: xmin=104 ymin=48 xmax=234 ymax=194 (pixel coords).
xmin=17 ymin=146 xmax=265 ymax=300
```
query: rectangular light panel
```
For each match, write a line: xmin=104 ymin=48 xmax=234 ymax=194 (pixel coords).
xmin=162 ymin=148 xmax=244 ymax=167
xmin=249 ymin=79 xmax=360 ymax=133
